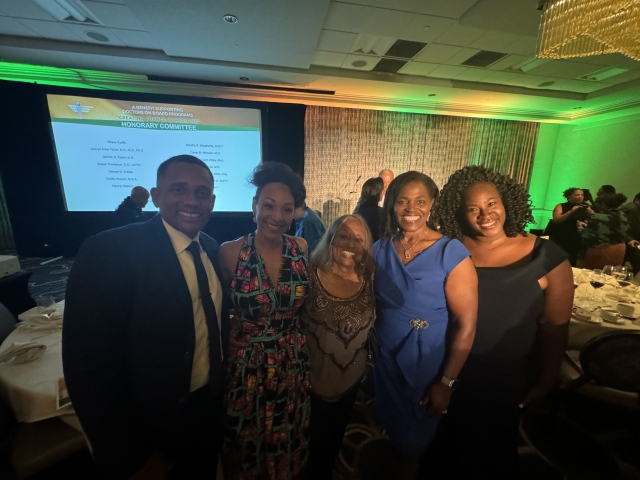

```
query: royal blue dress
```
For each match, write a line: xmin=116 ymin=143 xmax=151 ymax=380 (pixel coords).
xmin=373 ymin=236 xmax=469 ymax=458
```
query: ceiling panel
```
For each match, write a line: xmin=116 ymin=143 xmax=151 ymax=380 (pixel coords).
xmin=469 ymin=31 xmax=522 ymax=53
xmin=341 ymin=53 xmax=380 ymax=71
xmin=0 ymin=15 xmax=40 ymax=37
xmin=15 ymin=19 xmax=83 ymax=42
xmin=432 ymin=22 xmax=486 ymax=47
xmin=486 ymin=54 xmax=529 ymax=71
xmin=83 ymin=1 xmax=146 ymax=31
xmin=505 ymin=36 xmax=536 ymax=56
xmin=444 ymin=47 xmax=480 ymax=65
xmin=459 ymin=0 xmax=541 ymax=37
xmin=428 ymin=64 xmax=467 ymax=79
xmin=399 ymin=14 xmax=455 ymax=43
xmin=0 ymin=0 xmax=56 ymax=21
xmin=127 ymin=0 xmax=330 ymax=69
xmin=110 ymin=29 xmax=161 ymax=50
xmin=312 ymin=50 xmax=348 ymax=67
xmin=528 ymin=60 xmax=603 ymax=80
xmin=452 ymin=68 xmax=492 ymax=82
xmin=63 ymin=23 xmax=126 ymax=46
xmin=324 ymin=2 xmax=418 ymax=38
xmin=317 ymin=30 xmax=358 ymax=54
xmin=413 ymin=43 xmax=462 ymax=63
xmin=336 ymin=0 xmax=480 ymax=19
xmin=398 ymin=61 xmax=438 ymax=76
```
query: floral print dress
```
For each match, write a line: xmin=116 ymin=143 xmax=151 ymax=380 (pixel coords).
xmin=223 ymin=233 xmax=311 ymax=480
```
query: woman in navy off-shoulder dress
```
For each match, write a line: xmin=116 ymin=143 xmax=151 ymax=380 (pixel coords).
xmin=372 ymin=171 xmax=478 ymax=479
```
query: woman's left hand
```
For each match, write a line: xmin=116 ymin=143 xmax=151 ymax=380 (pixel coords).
xmin=420 ymin=382 xmax=452 ymax=416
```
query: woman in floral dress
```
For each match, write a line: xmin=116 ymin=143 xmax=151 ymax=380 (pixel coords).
xmin=218 ymin=162 xmax=311 ymax=480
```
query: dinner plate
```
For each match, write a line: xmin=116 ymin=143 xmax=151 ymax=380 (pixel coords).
xmin=572 ymin=313 xmax=602 ymax=323
xmin=600 ymin=316 xmax=626 ymax=325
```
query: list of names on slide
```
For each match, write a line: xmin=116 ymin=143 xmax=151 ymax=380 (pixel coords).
xmin=51 ymin=124 xmax=260 ymax=212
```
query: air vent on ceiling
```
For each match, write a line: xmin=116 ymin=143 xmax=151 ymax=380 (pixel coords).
xmin=510 ymin=57 xmax=551 ymax=73
xmin=33 ymin=0 xmax=101 ymax=24
xmin=578 ymin=67 xmax=628 ymax=81
xmin=384 ymin=40 xmax=428 ymax=59
xmin=461 ymin=50 xmax=508 ymax=68
xmin=372 ymin=58 xmax=408 ymax=74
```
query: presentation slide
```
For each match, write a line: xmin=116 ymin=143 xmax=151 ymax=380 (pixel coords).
xmin=46 ymin=94 xmax=262 ymax=212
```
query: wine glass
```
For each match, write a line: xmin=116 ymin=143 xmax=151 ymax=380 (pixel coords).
xmin=615 ymin=271 xmax=634 ymax=288
xmin=612 ymin=265 xmax=626 ymax=275
xmin=589 ymin=269 xmax=605 ymax=302
xmin=36 ymin=295 xmax=56 ymax=316
xmin=602 ymin=265 xmax=614 ymax=276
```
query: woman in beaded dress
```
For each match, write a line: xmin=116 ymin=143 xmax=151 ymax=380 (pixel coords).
xmin=218 ymin=162 xmax=311 ymax=480
xmin=301 ymin=214 xmax=376 ymax=480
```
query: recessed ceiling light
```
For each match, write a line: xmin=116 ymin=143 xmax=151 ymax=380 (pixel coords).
xmin=239 ymin=77 xmax=249 ymax=81
xmin=428 ymin=93 xmax=436 ymax=97
xmin=223 ymin=14 xmax=238 ymax=24
xmin=352 ymin=60 xmax=367 ymax=68
xmin=573 ymin=107 xmax=582 ymax=110
xmin=86 ymin=31 xmax=109 ymax=42
xmin=537 ymin=81 xmax=555 ymax=87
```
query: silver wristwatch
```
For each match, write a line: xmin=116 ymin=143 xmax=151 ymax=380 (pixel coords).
xmin=441 ymin=375 xmax=458 ymax=391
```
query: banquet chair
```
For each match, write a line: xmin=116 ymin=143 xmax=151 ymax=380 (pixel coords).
xmin=0 ymin=271 xmax=35 ymax=319
xmin=10 ymin=418 xmax=88 ymax=479
xmin=519 ymin=331 xmax=640 ymax=479
xmin=0 ymin=302 xmax=16 ymax=344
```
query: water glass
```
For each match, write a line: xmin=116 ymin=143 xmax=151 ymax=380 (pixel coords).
xmin=36 ymin=295 xmax=56 ymax=315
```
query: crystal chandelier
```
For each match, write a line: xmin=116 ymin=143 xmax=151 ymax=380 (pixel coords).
xmin=537 ymin=0 xmax=640 ymax=61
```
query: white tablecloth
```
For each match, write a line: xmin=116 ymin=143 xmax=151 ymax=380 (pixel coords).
xmin=0 ymin=301 xmax=78 ymax=427
xmin=568 ymin=269 xmax=640 ymax=350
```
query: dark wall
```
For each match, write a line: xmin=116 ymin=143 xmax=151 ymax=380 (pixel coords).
xmin=0 ymin=80 xmax=306 ymax=257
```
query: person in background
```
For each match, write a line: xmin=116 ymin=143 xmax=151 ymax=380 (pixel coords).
xmin=579 ymin=192 xmax=633 ymax=269
xmin=378 ymin=169 xmax=394 ymax=207
xmin=218 ymin=162 xmax=311 ymax=480
xmin=302 ymin=214 xmax=375 ymax=480
xmin=373 ymin=171 xmax=477 ymax=479
xmin=546 ymin=187 xmax=594 ymax=266
xmin=428 ymin=165 xmax=572 ymax=479
xmin=64 ymin=155 xmax=225 ymax=479
xmin=597 ymin=184 xmax=616 ymax=197
xmin=294 ymin=201 xmax=326 ymax=254
xmin=354 ymin=177 xmax=384 ymax=242
xmin=582 ymin=188 xmax=595 ymax=207
xmin=621 ymin=192 xmax=640 ymax=272
xmin=114 ymin=186 xmax=150 ymax=227
xmin=353 ymin=169 xmax=395 ymax=212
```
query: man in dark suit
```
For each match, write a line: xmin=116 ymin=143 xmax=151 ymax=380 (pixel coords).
xmin=63 ymin=155 xmax=225 ymax=479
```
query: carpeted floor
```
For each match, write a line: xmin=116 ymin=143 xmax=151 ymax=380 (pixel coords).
xmin=10 ymin=256 xmax=640 ymax=479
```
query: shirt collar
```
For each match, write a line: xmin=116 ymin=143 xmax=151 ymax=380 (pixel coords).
xmin=161 ymin=218 xmax=201 ymax=255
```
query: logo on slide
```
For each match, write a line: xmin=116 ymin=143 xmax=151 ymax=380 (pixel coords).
xmin=68 ymin=101 xmax=93 ymax=118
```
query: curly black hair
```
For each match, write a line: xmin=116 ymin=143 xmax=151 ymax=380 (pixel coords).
xmin=379 ymin=171 xmax=439 ymax=240
xmin=562 ymin=187 xmax=583 ymax=199
xmin=250 ymin=161 xmax=306 ymax=208
xmin=431 ymin=165 xmax=534 ymax=240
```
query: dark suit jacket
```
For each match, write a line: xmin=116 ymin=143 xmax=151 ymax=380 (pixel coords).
xmin=62 ymin=214 xmax=224 ymax=478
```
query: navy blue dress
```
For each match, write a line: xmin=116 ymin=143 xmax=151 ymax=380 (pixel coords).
xmin=373 ymin=236 xmax=469 ymax=458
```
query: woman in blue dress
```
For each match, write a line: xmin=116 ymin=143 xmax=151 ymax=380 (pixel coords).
xmin=373 ymin=171 xmax=478 ymax=479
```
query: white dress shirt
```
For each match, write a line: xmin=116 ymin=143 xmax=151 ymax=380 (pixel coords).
xmin=162 ymin=219 xmax=223 ymax=392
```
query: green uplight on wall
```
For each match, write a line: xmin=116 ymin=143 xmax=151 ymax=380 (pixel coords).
xmin=0 ymin=62 xmax=146 ymax=89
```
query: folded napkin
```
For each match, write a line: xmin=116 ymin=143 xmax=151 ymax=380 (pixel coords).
xmin=20 ymin=313 xmax=63 ymax=327
xmin=0 ymin=342 xmax=47 ymax=364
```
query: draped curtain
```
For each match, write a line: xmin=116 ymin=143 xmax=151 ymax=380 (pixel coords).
xmin=0 ymin=172 xmax=15 ymax=251
xmin=304 ymin=106 xmax=539 ymax=225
